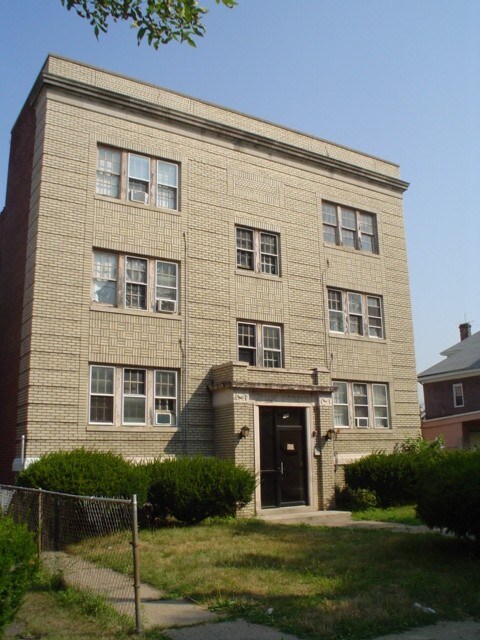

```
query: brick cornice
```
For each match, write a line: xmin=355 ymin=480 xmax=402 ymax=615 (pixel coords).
xmin=32 ymin=72 xmax=409 ymax=194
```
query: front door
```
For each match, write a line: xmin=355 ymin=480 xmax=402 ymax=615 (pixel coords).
xmin=259 ymin=407 xmax=307 ymax=508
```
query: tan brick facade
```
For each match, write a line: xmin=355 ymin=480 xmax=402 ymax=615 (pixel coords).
xmin=0 ymin=56 xmax=420 ymax=511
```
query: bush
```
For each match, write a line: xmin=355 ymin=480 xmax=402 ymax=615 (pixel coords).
xmin=335 ymin=486 xmax=378 ymax=511
xmin=0 ymin=517 xmax=38 ymax=635
xmin=344 ymin=450 xmax=440 ymax=508
xmin=148 ymin=456 xmax=256 ymax=524
xmin=416 ymin=450 xmax=480 ymax=541
xmin=16 ymin=449 xmax=149 ymax=504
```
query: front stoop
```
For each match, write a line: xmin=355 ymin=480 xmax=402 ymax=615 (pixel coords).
xmin=258 ymin=509 xmax=353 ymax=526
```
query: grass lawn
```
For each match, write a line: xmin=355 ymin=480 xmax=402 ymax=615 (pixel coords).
xmin=351 ymin=505 xmax=422 ymax=526
xmin=71 ymin=519 xmax=480 ymax=640
xmin=11 ymin=578 xmax=168 ymax=640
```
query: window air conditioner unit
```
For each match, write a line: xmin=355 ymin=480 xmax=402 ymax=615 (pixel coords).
xmin=355 ymin=417 xmax=369 ymax=428
xmin=156 ymin=299 xmax=176 ymax=313
xmin=155 ymin=411 xmax=172 ymax=426
xmin=129 ymin=189 xmax=149 ymax=204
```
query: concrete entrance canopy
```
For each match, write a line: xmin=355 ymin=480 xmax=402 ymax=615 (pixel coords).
xmin=209 ymin=362 xmax=336 ymax=514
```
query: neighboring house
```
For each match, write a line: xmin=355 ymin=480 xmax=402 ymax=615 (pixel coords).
xmin=419 ymin=324 xmax=480 ymax=449
xmin=0 ymin=55 xmax=420 ymax=513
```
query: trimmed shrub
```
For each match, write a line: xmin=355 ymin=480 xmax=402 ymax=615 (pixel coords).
xmin=148 ymin=456 xmax=256 ymax=524
xmin=416 ymin=450 xmax=480 ymax=541
xmin=0 ymin=517 xmax=38 ymax=635
xmin=335 ymin=485 xmax=378 ymax=511
xmin=344 ymin=450 xmax=439 ymax=507
xmin=16 ymin=449 xmax=149 ymax=504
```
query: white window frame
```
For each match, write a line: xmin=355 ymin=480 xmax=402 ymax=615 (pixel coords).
xmin=122 ymin=368 xmax=147 ymax=426
xmin=328 ymin=289 xmax=384 ymax=339
xmin=373 ymin=384 xmax=389 ymax=428
xmin=328 ymin=289 xmax=345 ymax=333
xmin=96 ymin=148 xmax=121 ymax=198
xmin=96 ymin=146 xmax=179 ymax=211
xmin=154 ymin=370 xmax=177 ymax=426
xmin=347 ymin=292 xmax=364 ymax=336
xmin=155 ymin=260 xmax=178 ymax=314
xmin=92 ymin=252 xmax=118 ymax=306
xmin=89 ymin=365 xmax=115 ymax=424
xmin=156 ymin=160 xmax=178 ymax=210
xmin=125 ymin=256 xmax=148 ymax=310
xmin=367 ymin=296 xmax=383 ymax=338
xmin=322 ymin=201 xmax=378 ymax=254
xmin=92 ymin=252 xmax=179 ymax=315
xmin=332 ymin=381 xmax=390 ymax=429
xmin=332 ymin=381 xmax=349 ymax=427
xmin=453 ymin=383 xmax=464 ymax=408
xmin=236 ymin=226 xmax=280 ymax=276
xmin=237 ymin=321 xmax=283 ymax=368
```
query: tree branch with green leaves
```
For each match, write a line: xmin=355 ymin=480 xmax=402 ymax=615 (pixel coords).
xmin=60 ymin=0 xmax=236 ymax=48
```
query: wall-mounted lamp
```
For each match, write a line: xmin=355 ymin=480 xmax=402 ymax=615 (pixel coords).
xmin=324 ymin=428 xmax=336 ymax=441
xmin=238 ymin=425 xmax=250 ymax=439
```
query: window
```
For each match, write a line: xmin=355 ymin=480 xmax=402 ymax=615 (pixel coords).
xmin=123 ymin=368 xmax=146 ymax=424
xmin=322 ymin=202 xmax=378 ymax=253
xmin=128 ymin=154 xmax=150 ymax=204
xmin=126 ymin=257 xmax=148 ymax=310
xmin=97 ymin=148 xmax=120 ymax=197
xmin=237 ymin=322 xmax=283 ymax=368
xmin=333 ymin=381 xmax=349 ymax=427
xmin=155 ymin=370 xmax=177 ymax=425
xmin=453 ymin=383 xmax=464 ymax=408
xmin=89 ymin=365 xmax=115 ymax=423
xmin=236 ymin=227 xmax=279 ymax=276
xmin=332 ymin=381 xmax=390 ymax=428
xmin=89 ymin=366 xmax=178 ymax=427
xmin=156 ymin=261 xmax=178 ymax=313
xmin=92 ymin=252 xmax=117 ymax=305
xmin=157 ymin=161 xmax=178 ymax=210
xmin=348 ymin=293 xmax=364 ymax=336
xmin=96 ymin=147 xmax=179 ymax=210
xmin=328 ymin=289 xmax=383 ymax=339
xmin=353 ymin=383 xmax=369 ymax=427
xmin=92 ymin=252 xmax=178 ymax=314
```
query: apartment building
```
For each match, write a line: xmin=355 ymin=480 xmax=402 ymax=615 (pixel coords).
xmin=0 ymin=56 xmax=420 ymax=512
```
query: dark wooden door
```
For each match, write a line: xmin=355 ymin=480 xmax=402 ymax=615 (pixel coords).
xmin=259 ymin=407 xmax=307 ymax=508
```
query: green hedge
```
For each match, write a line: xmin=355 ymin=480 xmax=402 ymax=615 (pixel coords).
xmin=0 ymin=517 xmax=38 ymax=635
xmin=17 ymin=449 xmax=149 ymax=504
xmin=148 ymin=456 xmax=256 ymax=524
xmin=344 ymin=450 xmax=440 ymax=507
xmin=416 ymin=450 xmax=480 ymax=541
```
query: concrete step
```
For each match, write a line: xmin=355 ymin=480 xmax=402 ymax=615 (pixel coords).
xmin=259 ymin=509 xmax=353 ymax=526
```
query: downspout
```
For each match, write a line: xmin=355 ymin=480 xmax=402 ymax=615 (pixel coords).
xmin=182 ymin=231 xmax=188 ymax=455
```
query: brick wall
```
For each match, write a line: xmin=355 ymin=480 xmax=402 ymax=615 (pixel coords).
xmin=1 ymin=56 xmax=419 ymax=494
xmin=423 ymin=376 xmax=480 ymax=419
xmin=0 ymin=103 xmax=36 ymax=482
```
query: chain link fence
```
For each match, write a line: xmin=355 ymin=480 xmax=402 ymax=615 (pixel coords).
xmin=0 ymin=485 xmax=142 ymax=632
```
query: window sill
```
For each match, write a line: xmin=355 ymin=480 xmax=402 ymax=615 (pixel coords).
xmin=329 ymin=332 xmax=386 ymax=344
xmin=236 ymin=269 xmax=281 ymax=281
xmin=87 ymin=424 xmax=179 ymax=433
xmin=95 ymin=194 xmax=181 ymax=216
xmin=323 ymin=242 xmax=380 ymax=258
xmin=90 ymin=304 xmax=182 ymax=320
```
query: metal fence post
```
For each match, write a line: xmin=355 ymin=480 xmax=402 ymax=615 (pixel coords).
xmin=131 ymin=494 xmax=142 ymax=634
xmin=37 ymin=489 xmax=43 ymax=557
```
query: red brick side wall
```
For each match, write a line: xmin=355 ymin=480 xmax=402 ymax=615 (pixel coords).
xmin=0 ymin=104 xmax=35 ymax=483
xmin=423 ymin=376 xmax=480 ymax=420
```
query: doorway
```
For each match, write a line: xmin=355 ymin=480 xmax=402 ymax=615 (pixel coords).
xmin=259 ymin=407 xmax=308 ymax=508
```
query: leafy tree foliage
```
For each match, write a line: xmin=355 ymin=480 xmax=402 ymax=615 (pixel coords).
xmin=60 ymin=0 xmax=236 ymax=48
